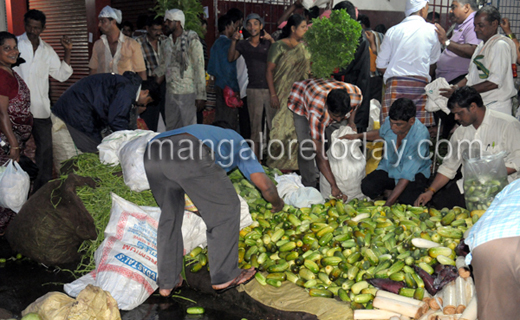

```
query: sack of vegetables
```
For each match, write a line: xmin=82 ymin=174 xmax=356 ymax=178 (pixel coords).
xmin=462 ymin=150 xmax=508 ymax=211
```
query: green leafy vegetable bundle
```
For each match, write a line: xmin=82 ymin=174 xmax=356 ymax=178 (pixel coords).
xmin=304 ymin=9 xmax=362 ymax=79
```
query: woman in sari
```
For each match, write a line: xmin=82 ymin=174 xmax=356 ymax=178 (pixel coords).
xmin=266 ymin=14 xmax=310 ymax=170
xmin=0 ymin=32 xmax=33 ymax=234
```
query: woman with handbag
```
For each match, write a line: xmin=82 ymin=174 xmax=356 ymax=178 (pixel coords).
xmin=266 ymin=14 xmax=311 ymax=170
xmin=0 ymin=32 xmax=33 ymax=234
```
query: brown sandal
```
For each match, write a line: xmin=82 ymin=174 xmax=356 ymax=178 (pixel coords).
xmin=213 ymin=267 xmax=257 ymax=294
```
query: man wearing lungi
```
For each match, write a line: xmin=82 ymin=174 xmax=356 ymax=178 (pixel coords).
xmin=376 ymin=0 xmax=441 ymax=127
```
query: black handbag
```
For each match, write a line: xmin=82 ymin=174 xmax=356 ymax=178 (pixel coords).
xmin=18 ymin=155 xmax=39 ymax=181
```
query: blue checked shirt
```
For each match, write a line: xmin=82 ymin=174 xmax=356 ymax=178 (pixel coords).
xmin=465 ymin=179 xmax=520 ymax=265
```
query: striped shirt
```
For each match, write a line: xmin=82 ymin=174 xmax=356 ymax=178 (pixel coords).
xmin=465 ymin=179 xmax=520 ymax=265
xmin=135 ymin=34 xmax=164 ymax=78
xmin=288 ymin=78 xmax=362 ymax=141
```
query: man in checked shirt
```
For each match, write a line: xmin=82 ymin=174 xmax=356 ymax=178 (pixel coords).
xmin=287 ymin=78 xmax=362 ymax=200
xmin=136 ymin=16 xmax=167 ymax=131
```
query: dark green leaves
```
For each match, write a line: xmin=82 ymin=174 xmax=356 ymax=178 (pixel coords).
xmin=304 ymin=10 xmax=362 ymax=79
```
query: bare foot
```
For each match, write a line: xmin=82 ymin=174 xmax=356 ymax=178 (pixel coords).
xmin=159 ymin=288 xmax=172 ymax=297
xmin=159 ymin=274 xmax=183 ymax=297
xmin=212 ymin=267 xmax=256 ymax=292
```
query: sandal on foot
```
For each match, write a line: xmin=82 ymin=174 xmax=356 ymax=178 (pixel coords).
xmin=213 ymin=268 xmax=257 ymax=294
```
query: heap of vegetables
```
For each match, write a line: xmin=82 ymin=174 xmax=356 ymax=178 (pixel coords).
xmin=188 ymin=169 xmax=483 ymax=318
xmin=463 ymin=176 xmax=508 ymax=211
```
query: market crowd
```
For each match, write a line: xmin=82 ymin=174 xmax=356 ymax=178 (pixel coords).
xmin=0 ymin=0 xmax=519 ymax=317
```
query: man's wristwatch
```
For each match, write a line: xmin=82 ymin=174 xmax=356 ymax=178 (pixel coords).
xmin=444 ymin=39 xmax=451 ymax=48
xmin=507 ymin=33 xmax=517 ymax=40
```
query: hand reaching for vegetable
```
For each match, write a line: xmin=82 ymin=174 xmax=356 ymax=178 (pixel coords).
xmin=414 ymin=191 xmax=433 ymax=207
xmin=271 ymin=199 xmax=284 ymax=213
xmin=331 ymin=186 xmax=348 ymax=202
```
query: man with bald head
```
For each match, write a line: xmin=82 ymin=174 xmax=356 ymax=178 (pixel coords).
xmin=376 ymin=0 xmax=441 ymax=127
xmin=89 ymin=5 xmax=146 ymax=80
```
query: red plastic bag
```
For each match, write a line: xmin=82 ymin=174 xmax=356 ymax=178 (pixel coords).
xmin=224 ymin=86 xmax=243 ymax=108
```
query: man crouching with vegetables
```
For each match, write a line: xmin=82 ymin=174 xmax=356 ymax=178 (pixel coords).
xmin=342 ymin=98 xmax=431 ymax=206
xmin=415 ymin=86 xmax=520 ymax=208
xmin=144 ymin=123 xmax=284 ymax=296
xmin=288 ymin=78 xmax=362 ymax=200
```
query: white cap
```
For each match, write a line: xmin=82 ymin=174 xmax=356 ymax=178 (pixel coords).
xmin=405 ymin=0 xmax=429 ymax=17
xmin=164 ymin=9 xmax=185 ymax=29
xmin=98 ymin=6 xmax=122 ymax=24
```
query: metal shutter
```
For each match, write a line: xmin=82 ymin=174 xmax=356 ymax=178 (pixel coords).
xmin=28 ymin=0 xmax=89 ymax=104
xmin=491 ymin=0 xmax=520 ymax=35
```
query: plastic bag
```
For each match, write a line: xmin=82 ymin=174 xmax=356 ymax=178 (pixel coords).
xmin=65 ymin=193 xmax=252 ymax=310
xmin=118 ymin=131 xmax=159 ymax=192
xmin=223 ymin=85 xmax=243 ymax=108
xmin=425 ymin=77 xmax=451 ymax=114
xmin=463 ymin=150 xmax=508 ymax=211
xmin=0 ymin=159 xmax=30 ymax=212
xmin=23 ymin=285 xmax=121 ymax=320
xmin=319 ymin=126 xmax=366 ymax=200
xmin=98 ymin=130 xmax=154 ymax=166
xmin=275 ymin=173 xmax=324 ymax=208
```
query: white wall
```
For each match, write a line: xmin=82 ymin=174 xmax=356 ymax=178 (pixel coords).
xmin=0 ymin=1 xmax=7 ymax=31
xmin=333 ymin=0 xmax=407 ymax=12
xmin=332 ymin=0 xmax=452 ymax=12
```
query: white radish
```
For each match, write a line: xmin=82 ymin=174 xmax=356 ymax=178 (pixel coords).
xmin=390 ymin=316 xmax=401 ymax=320
xmin=351 ymin=213 xmax=370 ymax=222
xmin=442 ymin=281 xmax=456 ymax=315
xmin=460 ymin=296 xmax=477 ymax=320
xmin=353 ymin=309 xmax=401 ymax=319
xmin=412 ymin=238 xmax=440 ymax=249
xmin=455 ymin=276 xmax=467 ymax=312
xmin=417 ymin=309 xmax=436 ymax=320
xmin=373 ymin=296 xmax=424 ymax=319
xmin=464 ymin=277 xmax=475 ymax=303
xmin=376 ymin=290 xmax=429 ymax=314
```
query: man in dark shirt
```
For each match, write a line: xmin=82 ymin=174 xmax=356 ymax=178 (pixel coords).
xmin=228 ymin=13 xmax=276 ymax=159
xmin=52 ymin=72 xmax=159 ymax=153
xmin=332 ymin=1 xmax=371 ymax=134
xmin=208 ymin=15 xmax=240 ymax=130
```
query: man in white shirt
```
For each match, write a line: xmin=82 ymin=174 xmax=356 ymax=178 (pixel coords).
xmin=89 ymin=6 xmax=147 ymax=80
xmin=415 ymin=86 xmax=520 ymax=209
xmin=14 ymin=9 xmax=73 ymax=192
xmin=376 ymin=0 xmax=441 ymax=127
xmin=441 ymin=6 xmax=517 ymax=115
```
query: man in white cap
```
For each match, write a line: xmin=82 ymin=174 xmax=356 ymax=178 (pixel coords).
xmin=154 ymin=9 xmax=206 ymax=130
xmin=376 ymin=0 xmax=441 ymax=127
xmin=89 ymin=5 xmax=147 ymax=80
